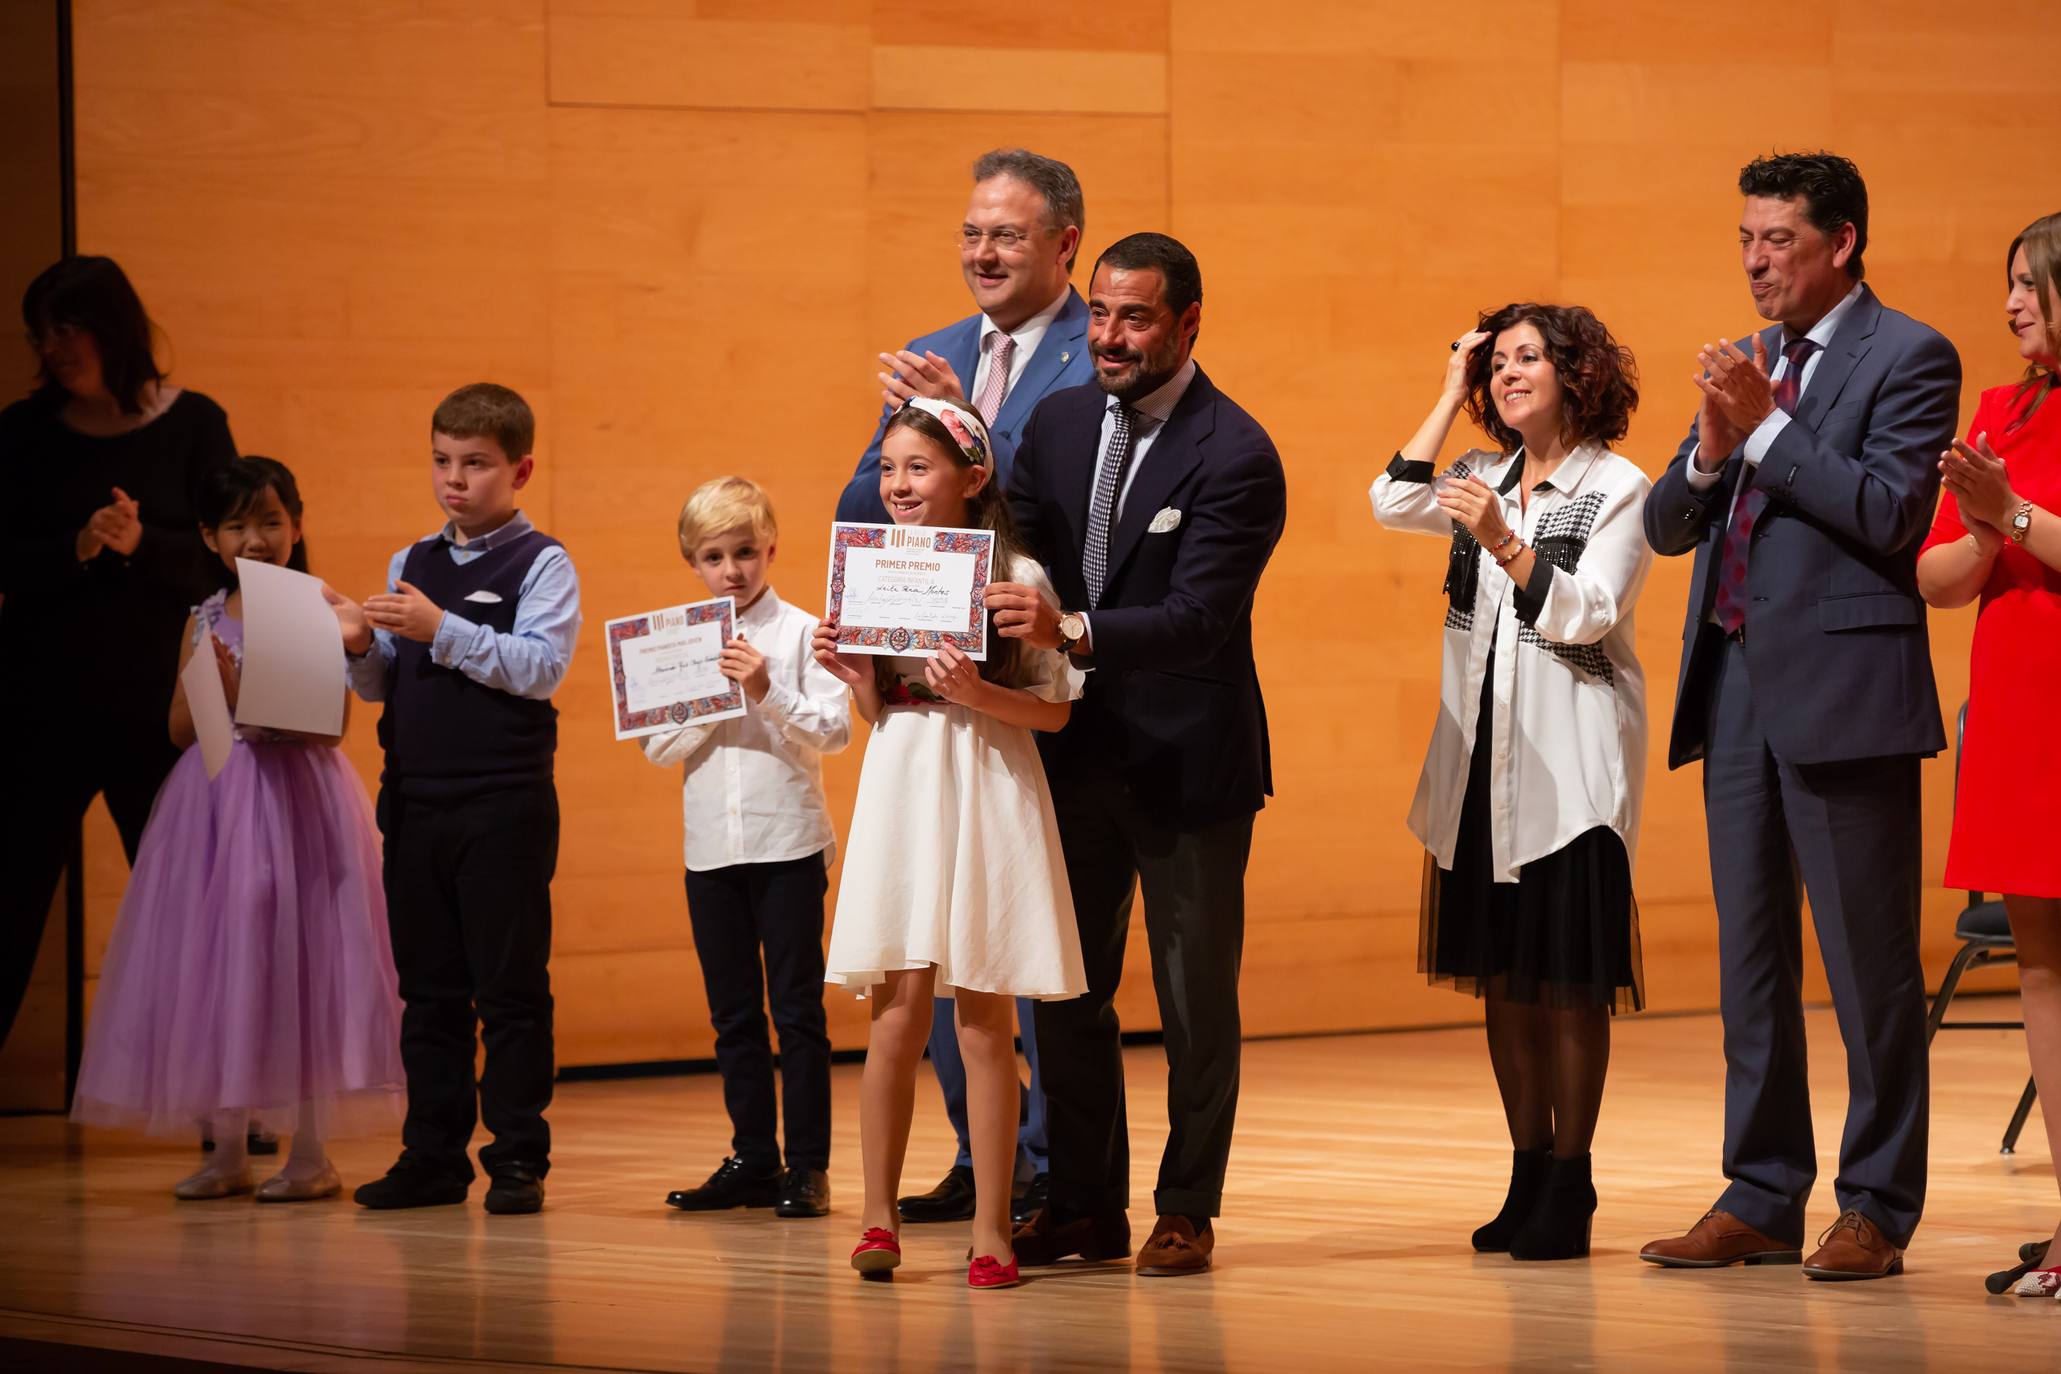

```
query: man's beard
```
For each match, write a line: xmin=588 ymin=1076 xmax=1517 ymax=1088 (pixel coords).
xmin=1092 ymin=337 xmax=1183 ymax=402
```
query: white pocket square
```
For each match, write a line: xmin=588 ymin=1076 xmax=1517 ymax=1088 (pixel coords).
xmin=463 ymin=590 xmax=505 ymax=604
xmin=1148 ymin=507 xmax=1183 ymax=534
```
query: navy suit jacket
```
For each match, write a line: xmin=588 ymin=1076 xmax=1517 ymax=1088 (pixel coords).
xmin=1007 ymin=366 xmax=1287 ymax=828
xmin=835 ymin=289 xmax=1094 ymax=524
xmin=1643 ymin=284 xmax=1959 ymax=770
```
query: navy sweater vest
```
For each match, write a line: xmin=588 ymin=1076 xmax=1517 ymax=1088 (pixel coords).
xmin=378 ymin=528 xmax=561 ymax=795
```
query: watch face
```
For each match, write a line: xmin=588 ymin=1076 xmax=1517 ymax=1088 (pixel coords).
xmin=1059 ymin=613 xmax=1084 ymax=640
xmin=2016 ymin=512 xmax=2033 ymax=530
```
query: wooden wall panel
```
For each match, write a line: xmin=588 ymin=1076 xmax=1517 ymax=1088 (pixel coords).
xmin=58 ymin=0 xmax=2061 ymax=1069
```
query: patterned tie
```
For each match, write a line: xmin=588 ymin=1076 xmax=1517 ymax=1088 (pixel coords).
xmin=1712 ymin=336 xmax=1819 ymax=635
xmin=971 ymin=331 xmax=1015 ymax=425
xmin=1082 ymin=398 xmax=1136 ymax=606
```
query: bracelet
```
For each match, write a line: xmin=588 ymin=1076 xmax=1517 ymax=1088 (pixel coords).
xmin=1487 ymin=530 xmax=1516 ymax=554
xmin=1493 ymin=540 xmax=1526 ymax=568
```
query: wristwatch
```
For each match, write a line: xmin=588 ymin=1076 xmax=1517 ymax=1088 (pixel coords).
xmin=1056 ymin=611 xmax=1086 ymax=655
xmin=2010 ymin=500 xmax=2035 ymax=545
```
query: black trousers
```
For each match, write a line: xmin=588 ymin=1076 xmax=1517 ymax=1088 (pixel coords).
xmin=1699 ymin=634 xmax=1930 ymax=1246
xmin=378 ymin=780 xmax=558 ymax=1180
xmin=682 ymin=853 xmax=832 ymax=1171
xmin=1037 ymin=765 xmax=1254 ymax=1219
xmin=0 ymin=727 xmax=179 ymax=1050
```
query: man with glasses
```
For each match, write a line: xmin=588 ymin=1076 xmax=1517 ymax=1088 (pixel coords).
xmin=834 ymin=148 xmax=1092 ymax=525
xmin=833 ymin=148 xmax=1093 ymax=1229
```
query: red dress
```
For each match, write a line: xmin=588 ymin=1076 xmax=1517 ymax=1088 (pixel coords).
xmin=1921 ymin=382 xmax=2061 ymax=898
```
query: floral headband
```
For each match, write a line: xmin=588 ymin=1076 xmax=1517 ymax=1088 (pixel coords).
xmin=903 ymin=396 xmax=993 ymax=469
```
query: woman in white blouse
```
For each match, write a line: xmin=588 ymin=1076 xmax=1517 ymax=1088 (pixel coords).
xmin=1370 ymin=302 xmax=1652 ymax=1263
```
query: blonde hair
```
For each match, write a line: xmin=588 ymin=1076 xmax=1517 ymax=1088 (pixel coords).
xmin=677 ymin=476 xmax=777 ymax=558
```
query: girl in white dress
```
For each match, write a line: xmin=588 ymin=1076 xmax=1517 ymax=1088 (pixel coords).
xmin=815 ymin=397 xmax=1086 ymax=1290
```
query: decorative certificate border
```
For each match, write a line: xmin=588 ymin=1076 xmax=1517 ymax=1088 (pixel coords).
xmin=605 ymin=597 xmax=743 ymax=740
xmin=825 ymin=522 xmax=992 ymax=660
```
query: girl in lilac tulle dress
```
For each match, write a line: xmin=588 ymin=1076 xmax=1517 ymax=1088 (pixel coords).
xmin=71 ymin=456 xmax=403 ymax=1202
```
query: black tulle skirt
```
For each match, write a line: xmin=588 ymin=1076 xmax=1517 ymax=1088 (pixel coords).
xmin=1419 ymin=655 xmax=1645 ymax=1014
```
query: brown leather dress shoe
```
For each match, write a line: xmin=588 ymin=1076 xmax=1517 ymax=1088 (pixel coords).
xmin=1137 ymin=1215 xmax=1214 ymax=1277
xmin=1639 ymin=1208 xmax=1802 ymax=1268
xmin=1010 ymin=1206 xmax=1131 ymax=1267
xmin=1802 ymin=1209 xmax=1903 ymax=1281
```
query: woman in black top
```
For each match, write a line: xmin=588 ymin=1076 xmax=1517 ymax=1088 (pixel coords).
xmin=0 ymin=256 xmax=237 ymax=1048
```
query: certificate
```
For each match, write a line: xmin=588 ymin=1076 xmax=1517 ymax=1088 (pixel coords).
xmin=605 ymin=597 xmax=745 ymax=740
xmin=234 ymin=557 xmax=347 ymax=737
xmin=825 ymin=522 xmax=993 ymax=660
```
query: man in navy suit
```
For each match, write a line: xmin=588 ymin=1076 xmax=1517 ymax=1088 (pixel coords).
xmin=1637 ymin=153 xmax=1960 ymax=1281
xmin=991 ymin=232 xmax=1286 ymax=1277
xmin=840 ymin=149 xmax=1096 ymax=1227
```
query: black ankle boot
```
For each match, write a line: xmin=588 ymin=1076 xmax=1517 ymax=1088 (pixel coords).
xmin=1509 ymin=1153 xmax=1597 ymax=1261
xmin=1472 ymin=1149 xmax=1551 ymax=1253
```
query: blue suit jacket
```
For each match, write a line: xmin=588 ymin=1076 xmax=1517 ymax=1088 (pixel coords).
xmin=835 ymin=289 xmax=1093 ymax=524
xmin=1643 ymin=284 xmax=1960 ymax=769
xmin=1007 ymin=367 xmax=1287 ymax=828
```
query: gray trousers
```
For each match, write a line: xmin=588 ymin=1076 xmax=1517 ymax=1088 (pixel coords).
xmin=1701 ymin=633 xmax=1930 ymax=1246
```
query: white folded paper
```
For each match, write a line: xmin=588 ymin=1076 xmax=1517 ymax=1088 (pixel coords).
xmin=234 ymin=558 xmax=346 ymax=737
xmin=180 ymin=620 xmax=236 ymax=779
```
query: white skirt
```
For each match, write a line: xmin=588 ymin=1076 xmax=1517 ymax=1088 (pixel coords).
xmin=826 ymin=702 xmax=1086 ymax=1000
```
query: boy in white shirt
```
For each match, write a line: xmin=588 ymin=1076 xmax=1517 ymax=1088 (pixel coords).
xmin=642 ymin=478 xmax=851 ymax=1218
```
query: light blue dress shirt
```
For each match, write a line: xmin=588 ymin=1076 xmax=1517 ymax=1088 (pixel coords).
xmin=345 ymin=511 xmax=581 ymax=702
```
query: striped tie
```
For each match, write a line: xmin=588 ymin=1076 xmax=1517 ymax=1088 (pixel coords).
xmin=1712 ymin=336 xmax=1818 ymax=635
xmin=1082 ymin=399 xmax=1135 ymax=606
xmin=971 ymin=331 xmax=1015 ymax=425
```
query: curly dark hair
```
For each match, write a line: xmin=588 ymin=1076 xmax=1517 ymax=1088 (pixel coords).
xmin=1738 ymin=151 xmax=1868 ymax=280
xmin=1461 ymin=303 xmax=1639 ymax=453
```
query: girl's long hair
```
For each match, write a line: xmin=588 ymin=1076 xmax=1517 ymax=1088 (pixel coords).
xmin=873 ymin=406 xmax=1030 ymax=693
xmin=198 ymin=455 xmax=311 ymax=586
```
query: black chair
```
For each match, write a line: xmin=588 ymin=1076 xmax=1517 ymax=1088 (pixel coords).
xmin=1925 ymin=704 xmax=2038 ymax=1153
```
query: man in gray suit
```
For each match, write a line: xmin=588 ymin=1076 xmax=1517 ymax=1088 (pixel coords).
xmin=1638 ymin=152 xmax=1960 ymax=1281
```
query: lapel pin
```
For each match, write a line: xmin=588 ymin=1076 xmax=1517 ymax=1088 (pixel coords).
xmin=1061 ymin=351 xmax=1070 ymax=363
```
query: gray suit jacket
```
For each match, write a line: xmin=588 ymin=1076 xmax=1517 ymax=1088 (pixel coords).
xmin=1643 ymin=283 xmax=1960 ymax=769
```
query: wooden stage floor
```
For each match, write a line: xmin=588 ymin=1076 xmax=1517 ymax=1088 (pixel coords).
xmin=3 ymin=1004 xmax=2059 ymax=1373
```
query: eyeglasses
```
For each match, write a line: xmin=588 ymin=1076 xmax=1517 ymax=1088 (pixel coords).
xmin=958 ymin=226 xmax=1044 ymax=253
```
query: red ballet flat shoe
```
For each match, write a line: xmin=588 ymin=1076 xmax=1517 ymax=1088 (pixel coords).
xmin=851 ymin=1227 xmax=901 ymax=1279
xmin=968 ymin=1253 xmax=1021 ymax=1289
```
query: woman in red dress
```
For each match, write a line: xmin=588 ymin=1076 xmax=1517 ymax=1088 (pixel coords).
xmin=1918 ymin=210 xmax=2061 ymax=1296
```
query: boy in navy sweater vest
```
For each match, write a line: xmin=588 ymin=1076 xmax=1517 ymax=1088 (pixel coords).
xmin=328 ymin=383 xmax=581 ymax=1215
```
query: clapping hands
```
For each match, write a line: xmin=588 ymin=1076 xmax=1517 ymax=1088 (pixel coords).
xmin=76 ymin=486 xmax=142 ymax=562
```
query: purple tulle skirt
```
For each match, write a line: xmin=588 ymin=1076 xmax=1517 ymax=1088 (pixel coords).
xmin=71 ymin=735 xmax=405 ymax=1138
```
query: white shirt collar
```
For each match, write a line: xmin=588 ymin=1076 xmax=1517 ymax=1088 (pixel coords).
xmin=438 ymin=509 xmax=533 ymax=550
xmin=979 ymin=284 xmax=1072 ymax=357
xmin=738 ymin=585 xmax=783 ymax=628
xmin=1789 ymin=281 xmax=1865 ymax=353
xmin=1108 ymin=355 xmax=1198 ymax=426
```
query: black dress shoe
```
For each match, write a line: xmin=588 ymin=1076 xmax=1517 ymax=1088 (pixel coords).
xmin=484 ymin=1166 xmax=546 ymax=1215
xmin=353 ymin=1159 xmax=471 ymax=1210
xmin=666 ymin=1156 xmax=782 ymax=1211
xmin=774 ymin=1166 xmax=830 ymax=1218
xmin=897 ymin=1164 xmax=976 ymax=1223
xmin=1011 ymin=1172 xmax=1049 ymax=1227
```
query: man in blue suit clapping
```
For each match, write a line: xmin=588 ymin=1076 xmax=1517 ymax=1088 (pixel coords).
xmin=835 ymin=148 xmax=1094 ymax=524
xmin=840 ymin=149 xmax=1094 ymax=1227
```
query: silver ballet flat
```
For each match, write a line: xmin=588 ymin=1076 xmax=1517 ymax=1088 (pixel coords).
xmin=172 ymin=1165 xmax=254 ymax=1200
xmin=256 ymin=1162 xmax=342 ymax=1203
